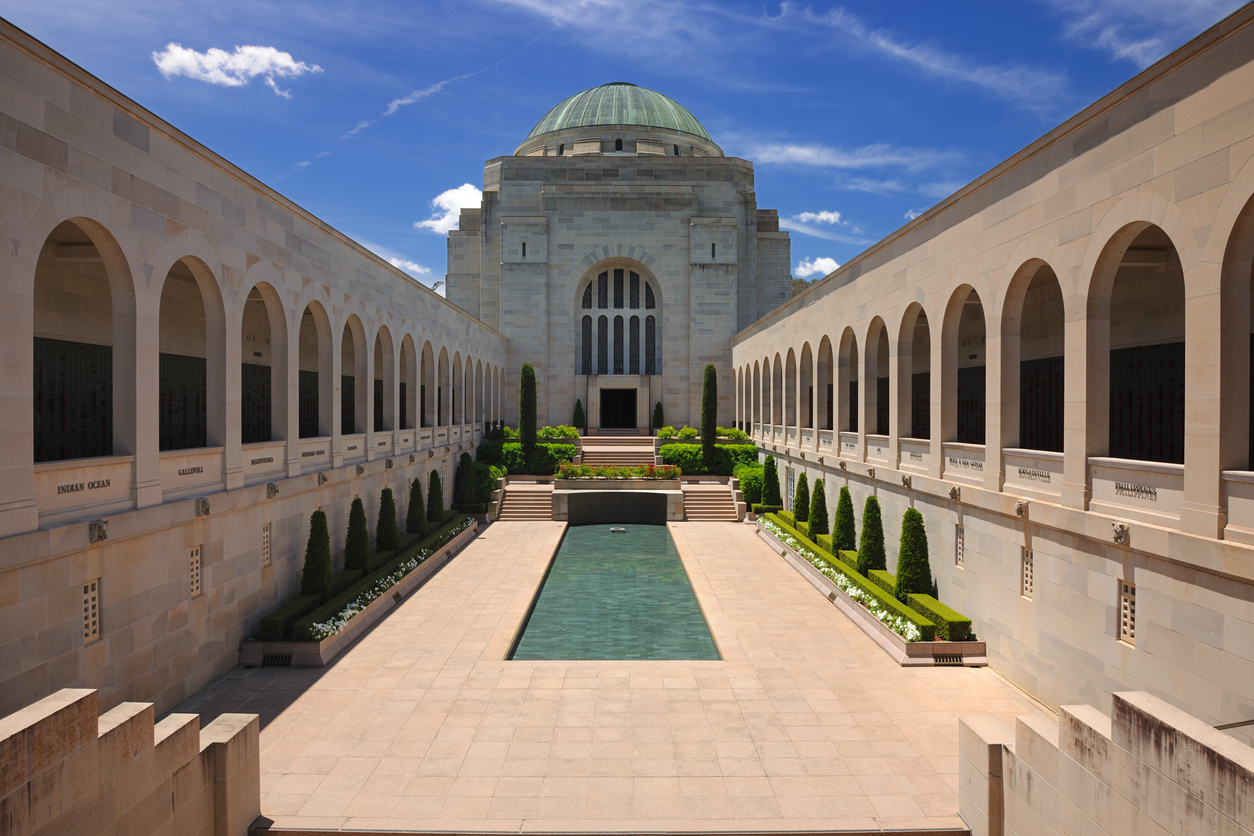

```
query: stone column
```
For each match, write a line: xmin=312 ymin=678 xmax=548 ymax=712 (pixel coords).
xmin=223 ymin=310 xmax=244 ymax=490
xmin=929 ymin=328 xmax=944 ymax=478
xmin=0 ymin=254 xmax=37 ymax=536
xmin=330 ymin=324 xmax=344 ymax=469
xmin=1180 ymin=261 xmax=1229 ymax=538
xmin=283 ymin=312 xmax=301 ymax=478
xmin=984 ymin=318 xmax=1007 ymax=493
xmin=1063 ymin=305 xmax=1100 ymax=511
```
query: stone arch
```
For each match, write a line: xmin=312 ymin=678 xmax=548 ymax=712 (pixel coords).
xmin=373 ymin=324 xmax=396 ymax=433
xmin=998 ymin=248 xmax=1067 ymax=452
xmin=400 ymin=333 xmax=418 ymax=430
xmin=437 ymin=346 xmax=450 ymax=427
xmin=896 ymin=302 xmax=931 ymax=440
xmin=341 ymin=314 xmax=368 ymax=435
xmin=571 ymin=254 xmax=664 ymax=376
xmin=941 ymin=280 xmax=987 ymax=445
xmin=799 ymin=343 xmax=814 ymax=429
xmin=864 ymin=316 xmax=891 ymax=437
xmin=296 ymin=299 xmax=333 ymax=438
xmin=816 ymin=335 xmax=834 ymax=431
xmin=154 ymin=254 xmax=227 ymax=450
xmin=239 ymin=278 xmax=290 ymax=444
xmin=838 ymin=327 xmax=859 ymax=434
xmin=784 ymin=348 xmax=797 ymax=428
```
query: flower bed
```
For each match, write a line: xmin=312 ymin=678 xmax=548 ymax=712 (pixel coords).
xmin=762 ymin=518 xmax=925 ymax=642
xmin=556 ymin=463 xmax=680 ymax=479
xmin=300 ymin=516 xmax=474 ymax=641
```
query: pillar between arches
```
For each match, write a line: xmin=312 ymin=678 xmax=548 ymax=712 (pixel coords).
xmin=1180 ymin=260 xmax=1228 ymax=538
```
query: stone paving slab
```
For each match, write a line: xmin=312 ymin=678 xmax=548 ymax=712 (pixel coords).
xmin=177 ymin=520 xmax=1047 ymax=833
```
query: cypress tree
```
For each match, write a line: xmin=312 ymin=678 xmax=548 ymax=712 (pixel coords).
xmin=793 ymin=472 xmax=810 ymax=523
xmin=405 ymin=477 xmax=426 ymax=538
xmin=454 ymin=452 xmax=475 ymax=504
xmin=426 ymin=469 xmax=444 ymax=523
xmin=573 ymin=399 xmax=585 ymax=434
xmin=808 ymin=479 xmax=829 ymax=536
xmin=762 ymin=455 xmax=782 ymax=506
xmin=519 ymin=363 xmax=537 ymax=467
xmin=700 ymin=364 xmax=718 ymax=469
xmin=344 ymin=496 xmax=370 ymax=572
xmin=835 ymin=486 xmax=856 ymax=551
xmin=299 ymin=509 xmax=332 ymax=602
xmin=652 ymin=401 xmax=664 ymax=434
xmin=894 ymin=508 xmax=932 ymax=603
xmin=376 ymin=487 xmax=400 ymax=553
xmin=856 ymin=495 xmax=886 ymax=575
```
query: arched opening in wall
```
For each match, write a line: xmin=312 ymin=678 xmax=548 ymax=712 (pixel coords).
xmin=451 ymin=352 xmax=463 ymax=425
xmin=475 ymin=361 xmax=484 ymax=430
xmin=241 ymin=285 xmax=285 ymax=445
xmin=752 ymin=361 xmax=761 ymax=427
xmin=899 ymin=307 xmax=930 ymax=439
xmin=341 ymin=318 xmax=367 ymax=435
xmin=463 ymin=356 xmax=473 ymax=426
xmin=420 ymin=342 xmax=435 ymax=427
xmin=838 ymin=330 xmax=859 ymax=433
xmin=799 ymin=343 xmax=813 ymax=430
xmin=597 ymin=315 xmax=609 ymax=373
xmin=580 ymin=316 xmax=592 ymax=375
xmin=437 ymin=348 xmax=450 ymax=426
xmin=400 ymin=335 xmax=417 ymax=430
xmin=946 ymin=288 xmax=987 ymax=444
xmin=1009 ymin=265 xmax=1065 ymax=451
xmin=817 ymin=337 xmax=833 ymax=431
xmin=158 ymin=260 xmax=209 ymax=450
xmin=771 ymin=354 xmax=784 ymax=426
xmin=32 ymin=220 xmax=127 ymax=462
xmin=373 ymin=327 xmax=394 ymax=433
xmin=1105 ymin=227 xmax=1185 ymax=463
xmin=867 ymin=322 xmax=890 ymax=437
xmin=784 ymin=350 xmax=797 ymax=428
xmin=578 ymin=267 xmax=660 ymax=376
xmin=298 ymin=303 xmax=331 ymax=438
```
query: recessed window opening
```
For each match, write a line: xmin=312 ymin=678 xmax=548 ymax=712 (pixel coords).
xmin=190 ymin=546 xmax=202 ymax=597
xmin=673 ymin=144 xmax=679 ymax=156
xmin=521 ymin=241 xmax=526 ymax=258
xmin=1120 ymin=581 xmax=1136 ymax=644
xmin=558 ymin=143 xmax=564 ymax=155
xmin=955 ymin=292 xmax=987 ymax=444
xmin=1021 ymin=549 xmax=1033 ymax=599
xmin=241 ymin=287 xmax=275 ymax=444
xmin=955 ymin=524 xmax=964 ymax=567
xmin=615 ymin=138 xmax=623 ymax=152
xmin=83 ymin=580 xmax=99 ymax=643
xmin=261 ymin=522 xmax=272 ymax=567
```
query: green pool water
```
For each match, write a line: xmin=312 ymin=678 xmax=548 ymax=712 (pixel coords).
xmin=509 ymin=524 xmax=720 ymax=660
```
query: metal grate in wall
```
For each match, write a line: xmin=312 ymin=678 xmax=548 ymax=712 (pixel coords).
xmin=83 ymin=580 xmax=99 ymax=643
xmin=190 ymin=546 xmax=202 ymax=597
xmin=1021 ymin=549 xmax=1034 ymax=598
xmin=1120 ymin=581 xmax=1136 ymax=644
xmin=262 ymin=522 xmax=272 ymax=567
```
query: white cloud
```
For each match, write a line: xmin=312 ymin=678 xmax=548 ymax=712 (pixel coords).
xmin=779 ymin=210 xmax=871 ymax=245
xmin=747 ymin=141 xmax=963 ymax=173
xmin=152 ymin=43 xmax=321 ymax=97
xmin=904 ymin=208 xmax=924 ymax=220
xmin=794 ymin=210 xmax=842 ymax=225
xmin=415 ymin=184 xmax=484 ymax=234
xmin=1038 ymin=0 xmax=1242 ymax=67
xmin=795 ymin=257 xmax=840 ymax=278
xmin=345 ymin=65 xmax=497 ymax=137
xmin=389 ymin=258 xmax=431 ymax=276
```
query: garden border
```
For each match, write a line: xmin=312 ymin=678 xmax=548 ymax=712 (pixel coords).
xmin=239 ymin=520 xmax=481 ymax=668
xmin=756 ymin=520 xmax=987 ymax=667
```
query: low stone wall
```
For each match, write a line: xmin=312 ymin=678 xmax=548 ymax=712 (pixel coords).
xmin=0 ymin=687 xmax=259 ymax=836
xmin=959 ymin=691 xmax=1254 ymax=836
xmin=555 ymin=490 xmax=682 ymax=524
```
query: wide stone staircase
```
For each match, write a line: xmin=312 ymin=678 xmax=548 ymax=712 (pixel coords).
xmin=681 ymin=483 xmax=739 ymax=521
xmin=496 ymin=483 xmax=553 ymax=520
xmin=579 ymin=435 xmax=656 ymax=468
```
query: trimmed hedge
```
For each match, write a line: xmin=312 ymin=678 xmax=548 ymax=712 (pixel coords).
xmin=659 ymin=443 xmax=758 ymax=475
xmin=793 ymin=473 xmax=810 ymax=523
xmin=763 ymin=456 xmax=782 ymax=505
xmin=452 ymin=503 xmax=488 ymax=514
xmin=752 ymin=503 xmax=784 ymax=515
xmin=907 ymin=594 xmax=972 ymax=641
xmin=291 ymin=515 xmax=470 ymax=642
xmin=809 ymin=479 xmax=829 ymax=536
xmin=736 ymin=464 xmax=764 ymax=505
xmin=868 ymin=569 xmax=896 ymax=596
xmin=258 ymin=594 xmax=319 ymax=641
xmin=330 ymin=568 xmax=365 ymax=598
xmin=778 ymin=510 xmax=796 ymax=527
xmin=764 ymin=513 xmax=935 ymax=642
xmin=472 ymin=461 xmax=494 ymax=504
xmin=476 ymin=441 xmax=577 ymax=475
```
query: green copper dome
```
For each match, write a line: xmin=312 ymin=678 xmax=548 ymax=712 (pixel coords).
xmin=525 ymin=82 xmax=712 ymax=142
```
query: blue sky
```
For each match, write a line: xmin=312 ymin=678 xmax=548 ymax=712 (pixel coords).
xmin=0 ymin=0 xmax=1244 ymax=290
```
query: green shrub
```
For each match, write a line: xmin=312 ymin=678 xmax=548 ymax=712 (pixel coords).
xmin=735 ymin=464 xmax=764 ymax=505
xmin=519 ymin=363 xmax=537 ymax=463
xmin=763 ymin=513 xmax=935 ymax=641
xmin=344 ymin=497 xmax=370 ymax=573
xmin=907 ymin=594 xmax=971 ymax=641
xmin=717 ymin=426 xmax=750 ymax=441
xmin=426 ymin=470 xmax=444 ymax=523
xmin=816 ymin=532 xmax=834 ymax=554
xmin=868 ymin=569 xmax=896 ymax=596
xmin=330 ymin=568 xmax=364 ymax=597
xmin=489 ymin=464 xmax=507 ymax=481
xmin=452 ymin=503 xmax=488 ymax=514
xmin=778 ymin=509 xmax=796 ymax=527
xmin=405 ymin=477 xmax=426 ymax=538
xmin=653 ymin=401 xmax=664 ymax=433
xmin=505 ymin=442 xmax=576 ymax=475
xmin=763 ymin=455 xmax=782 ymax=506
xmin=835 ymin=486 xmax=856 ymax=552
xmin=659 ymin=443 xmax=758 ymax=475
xmin=454 ymin=452 xmax=476 ymax=504
xmin=299 ymin=509 xmax=332 ymax=602
xmin=856 ymin=496 xmax=886 ymax=576
xmin=472 ymin=461 xmax=494 ymax=504
xmin=701 ymin=363 xmax=717 ymax=469
xmin=894 ymin=508 xmax=933 ymax=603
xmin=573 ymin=399 xmax=585 ymax=433
xmin=677 ymin=426 xmax=698 ymax=440
xmin=809 ymin=479 xmax=829 ymax=536
xmin=376 ymin=487 xmax=400 ymax=553
xmin=796 ymin=520 xmax=810 ymax=539
xmin=258 ymin=594 xmax=320 ymax=641
xmin=538 ymin=425 xmax=579 ymax=439
xmin=752 ymin=503 xmax=783 ymax=515
xmin=793 ymin=473 xmax=810 ymax=523
xmin=656 ymin=425 xmax=677 ymax=439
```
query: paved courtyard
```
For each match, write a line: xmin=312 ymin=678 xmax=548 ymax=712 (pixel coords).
xmin=177 ymin=521 xmax=1048 ymax=833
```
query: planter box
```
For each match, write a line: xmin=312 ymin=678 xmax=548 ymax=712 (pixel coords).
xmin=239 ymin=521 xmax=480 ymax=667
xmin=555 ymin=478 xmax=680 ymax=491
xmin=756 ymin=521 xmax=986 ymax=667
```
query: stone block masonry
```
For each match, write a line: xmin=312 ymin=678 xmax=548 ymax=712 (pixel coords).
xmin=0 ymin=687 xmax=259 ymax=836
xmin=959 ymin=691 xmax=1254 ymax=836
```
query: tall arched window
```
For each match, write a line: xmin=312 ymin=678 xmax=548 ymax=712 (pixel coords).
xmin=646 ymin=316 xmax=657 ymax=374
xmin=615 ymin=138 xmax=623 ymax=151
xmin=598 ymin=272 xmax=608 ymax=308
xmin=673 ymin=144 xmax=679 ymax=156
xmin=558 ymin=143 xmax=564 ymax=156
xmin=582 ymin=284 xmax=592 ymax=309
xmin=630 ymin=316 xmax=640 ymax=374
xmin=613 ymin=316 xmax=624 ymax=374
xmin=630 ymin=273 xmax=639 ymax=308
xmin=597 ymin=315 xmax=608 ymax=373
xmin=645 ymin=284 xmax=656 ymax=309
xmin=614 ymin=269 xmax=624 ymax=308
xmin=581 ymin=316 xmax=592 ymax=374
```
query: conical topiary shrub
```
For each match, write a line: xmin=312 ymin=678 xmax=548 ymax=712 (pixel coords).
xmin=376 ymin=487 xmax=400 ymax=553
xmin=835 ymin=486 xmax=856 ymax=551
xmin=454 ymin=452 xmax=475 ymax=505
xmin=573 ymin=399 xmax=585 ymax=434
xmin=406 ymin=477 xmax=426 ymax=539
xmin=762 ymin=455 xmax=782 ymax=506
xmin=856 ymin=495 xmax=886 ymax=575
xmin=894 ymin=508 xmax=932 ymax=603
xmin=652 ymin=401 xmax=664 ymax=435
xmin=344 ymin=496 xmax=370 ymax=572
xmin=519 ymin=363 xmax=537 ymax=467
xmin=299 ymin=509 xmax=332 ymax=602
xmin=809 ymin=479 xmax=829 ymax=536
xmin=793 ymin=472 xmax=809 ymax=523
xmin=701 ymin=364 xmax=718 ymax=469
xmin=426 ymin=469 xmax=444 ymax=523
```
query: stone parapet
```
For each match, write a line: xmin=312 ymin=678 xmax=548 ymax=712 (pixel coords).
xmin=0 ymin=688 xmax=259 ymax=836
